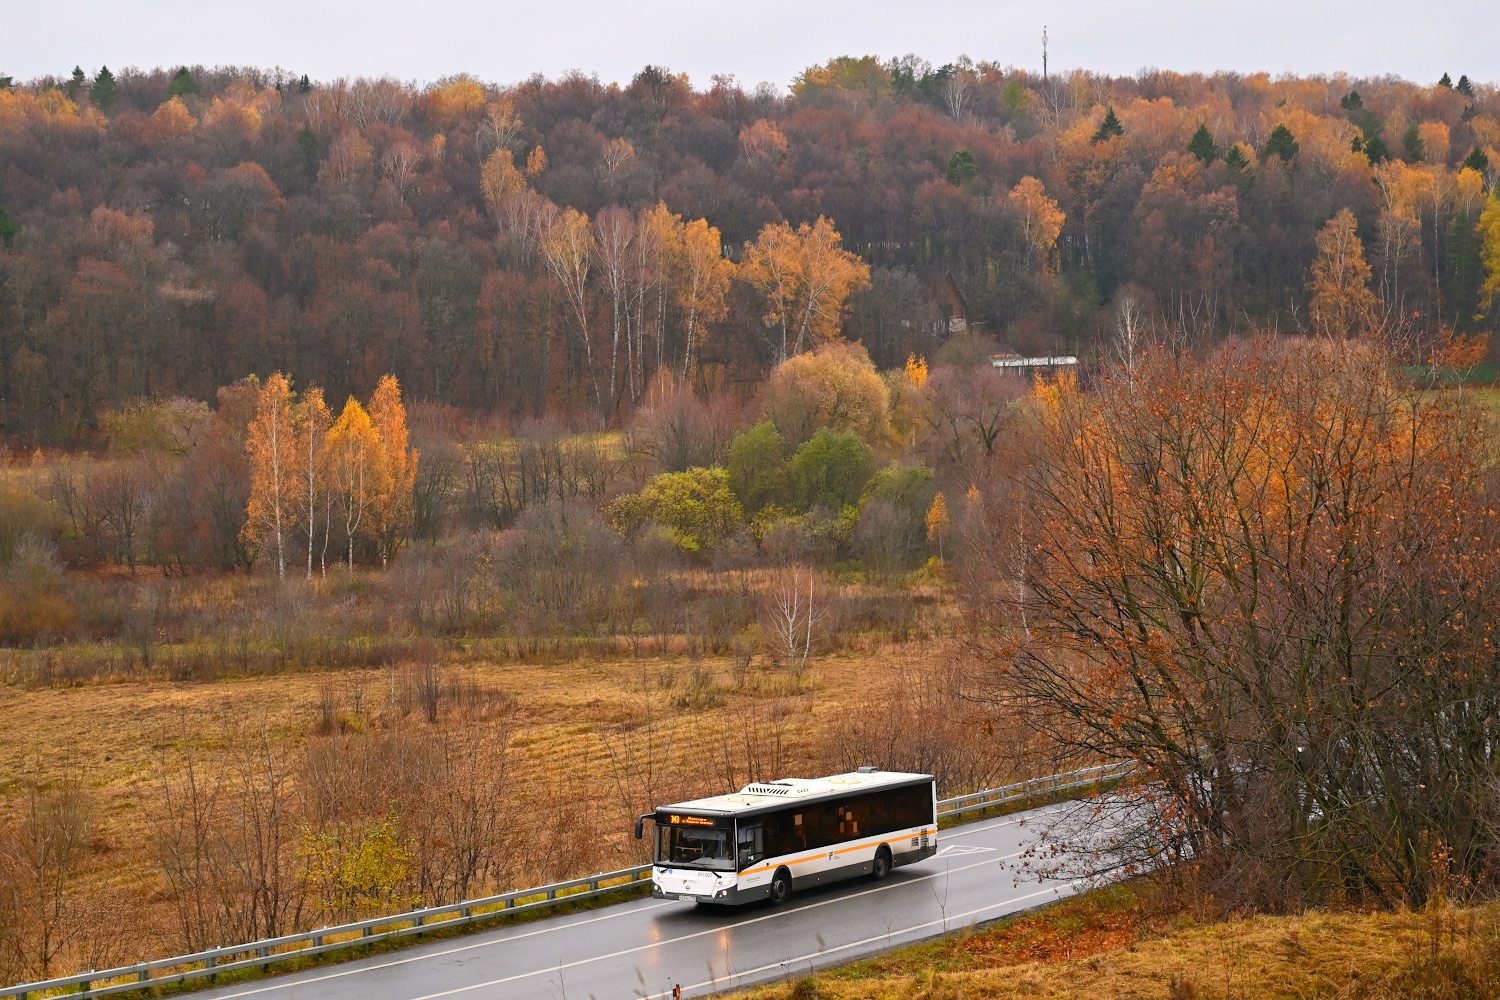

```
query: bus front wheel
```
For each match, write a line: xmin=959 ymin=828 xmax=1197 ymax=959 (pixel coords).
xmin=769 ymin=868 xmax=792 ymax=905
xmin=872 ymin=846 xmax=892 ymax=881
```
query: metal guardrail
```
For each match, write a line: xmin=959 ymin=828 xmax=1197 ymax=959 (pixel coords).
xmin=936 ymin=761 xmax=1138 ymax=819
xmin=0 ymin=866 xmax=655 ymax=1000
xmin=3 ymin=762 xmax=1136 ymax=999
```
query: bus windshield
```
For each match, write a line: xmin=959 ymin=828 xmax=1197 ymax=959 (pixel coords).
xmin=656 ymin=815 xmax=735 ymax=870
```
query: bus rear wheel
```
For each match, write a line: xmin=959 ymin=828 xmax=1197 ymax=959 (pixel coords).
xmin=769 ymin=868 xmax=792 ymax=905
xmin=872 ymin=846 xmax=892 ymax=881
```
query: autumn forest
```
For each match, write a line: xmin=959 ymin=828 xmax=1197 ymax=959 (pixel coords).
xmin=3 ymin=54 xmax=1500 ymax=991
xmin=0 ymin=58 xmax=1496 ymax=444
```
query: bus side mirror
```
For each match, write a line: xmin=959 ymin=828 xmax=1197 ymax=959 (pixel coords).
xmin=635 ymin=813 xmax=654 ymax=840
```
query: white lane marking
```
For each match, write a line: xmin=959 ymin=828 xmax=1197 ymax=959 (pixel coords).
xmin=642 ymin=879 xmax=1079 ymax=999
xmin=401 ymin=854 xmax=1022 ymax=1000
xmin=192 ymin=805 xmax=1054 ymax=1000
xmin=934 ymin=845 xmax=997 ymax=857
xmin=188 ymin=900 xmax=677 ymax=999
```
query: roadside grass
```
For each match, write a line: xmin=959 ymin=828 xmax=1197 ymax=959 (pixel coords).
xmin=730 ymin=886 xmax=1500 ymax=1000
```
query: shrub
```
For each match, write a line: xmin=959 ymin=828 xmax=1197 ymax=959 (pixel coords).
xmin=854 ymin=464 xmax=936 ymax=575
xmin=727 ymin=421 xmax=788 ymax=514
xmin=493 ymin=500 xmax=625 ymax=637
xmin=762 ymin=341 xmax=890 ymax=446
xmin=0 ymin=536 xmax=76 ymax=645
xmin=790 ymin=428 xmax=876 ymax=511
xmin=0 ymin=488 xmax=57 ymax=565
xmin=628 ymin=382 xmax=738 ymax=473
xmin=608 ymin=467 xmax=743 ymax=554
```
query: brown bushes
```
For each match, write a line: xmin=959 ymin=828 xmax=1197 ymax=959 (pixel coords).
xmin=0 ymin=778 xmax=127 ymax=982
xmin=971 ymin=340 xmax=1500 ymax=909
xmin=814 ymin=660 xmax=1028 ymax=795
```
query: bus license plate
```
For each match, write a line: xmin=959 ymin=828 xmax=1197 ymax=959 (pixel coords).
xmin=678 ymin=894 xmax=696 ymax=901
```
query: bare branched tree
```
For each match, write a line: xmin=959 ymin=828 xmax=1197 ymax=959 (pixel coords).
xmin=760 ymin=565 xmax=828 ymax=680
xmin=1112 ymin=295 xmax=1144 ymax=391
xmin=1 ymin=778 xmax=96 ymax=978
xmin=971 ymin=337 xmax=1500 ymax=910
xmin=941 ymin=67 xmax=974 ymax=122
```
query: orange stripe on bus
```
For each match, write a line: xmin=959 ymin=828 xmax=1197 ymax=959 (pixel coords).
xmin=736 ymin=830 xmax=933 ymax=876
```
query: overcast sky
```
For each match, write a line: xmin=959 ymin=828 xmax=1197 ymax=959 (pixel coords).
xmin=7 ymin=0 xmax=1497 ymax=91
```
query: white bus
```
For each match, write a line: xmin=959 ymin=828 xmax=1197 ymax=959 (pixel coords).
xmin=634 ymin=768 xmax=937 ymax=905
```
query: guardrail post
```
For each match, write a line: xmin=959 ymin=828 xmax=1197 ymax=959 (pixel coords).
xmin=461 ymin=907 xmax=471 ymax=919
xmin=362 ymin=926 xmax=372 ymax=938
xmin=258 ymin=945 xmax=269 ymax=971
xmin=546 ymin=887 xmax=556 ymax=900
xmin=139 ymin=965 xmax=150 ymax=983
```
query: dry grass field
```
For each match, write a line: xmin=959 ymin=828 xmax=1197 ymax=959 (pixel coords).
xmin=0 ymin=633 xmax=1019 ymax=967
xmin=729 ymin=883 xmax=1500 ymax=1000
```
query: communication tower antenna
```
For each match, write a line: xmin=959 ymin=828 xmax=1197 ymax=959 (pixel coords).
xmin=1043 ymin=25 xmax=1049 ymax=81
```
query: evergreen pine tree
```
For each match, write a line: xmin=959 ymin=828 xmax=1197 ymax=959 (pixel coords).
xmin=1188 ymin=122 xmax=1218 ymax=164
xmin=1462 ymin=147 xmax=1490 ymax=174
xmin=1439 ymin=72 xmax=1454 ymax=89
xmin=1264 ymin=124 xmax=1299 ymax=162
xmin=1091 ymin=106 xmax=1124 ymax=144
xmin=1457 ymin=75 xmax=1476 ymax=97
xmin=1448 ymin=207 xmax=1484 ymax=325
xmin=1224 ymin=144 xmax=1250 ymax=171
xmin=944 ymin=149 xmax=978 ymax=185
xmin=167 ymin=67 xmax=200 ymax=100
xmin=0 ymin=76 xmax=12 ymax=91
xmin=1403 ymin=123 xmax=1426 ymax=162
xmin=65 ymin=66 xmax=86 ymax=100
xmin=91 ymin=65 xmax=117 ymax=111
xmin=1340 ymin=90 xmax=1363 ymax=112
xmin=0 ymin=202 xmax=17 ymax=247
xmin=296 ymin=125 xmax=321 ymax=181
xmin=298 ymin=74 xmax=312 ymax=94
xmin=1364 ymin=135 xmax=1392 ymax=165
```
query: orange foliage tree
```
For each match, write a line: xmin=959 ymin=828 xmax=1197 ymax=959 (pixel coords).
xmin=740 ymin=217 xmax=870 ymax=363
xmin=972 ymin=338 xmax=1500 ymax=908
xmin=1309 ymin=208 xmax=1380 ymax=337
xmin=324 ymin=396 xmax=378 ymax=571
xmin=242 ymin=373 xmax=297 ymax=580
xmin=367 ymin=375 xmax=417 ymax=567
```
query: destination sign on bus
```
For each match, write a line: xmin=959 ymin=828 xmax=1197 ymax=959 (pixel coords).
xmin=667 ymin=814 xmax=716 ymax=826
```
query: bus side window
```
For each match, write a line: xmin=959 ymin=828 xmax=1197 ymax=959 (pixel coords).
xmin=836 ymin=794 xmax=869 ymax=837
xmin=764 ymin=809 xmax=797 ymax=858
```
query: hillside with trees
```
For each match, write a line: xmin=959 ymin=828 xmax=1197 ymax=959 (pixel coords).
xmin=3 ymin=56 xmax=1500 ymax=990
xmin=0 ymin=60 xmax=1497 ymax=445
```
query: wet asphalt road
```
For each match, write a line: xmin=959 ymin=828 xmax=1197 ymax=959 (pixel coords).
xmin=192 ymin=802 xmax=1078 ymax=1000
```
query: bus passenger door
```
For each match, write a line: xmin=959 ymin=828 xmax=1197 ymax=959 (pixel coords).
xmin=737 ymin=822 xmax=767 ymax=888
